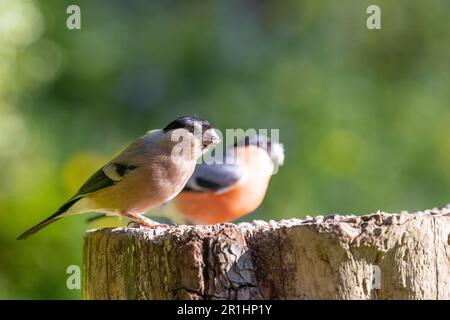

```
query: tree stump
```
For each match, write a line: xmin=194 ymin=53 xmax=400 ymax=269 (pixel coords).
xmin=83 ymin=207 xmax=450 ymax=299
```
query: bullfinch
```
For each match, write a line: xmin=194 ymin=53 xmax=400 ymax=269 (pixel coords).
xmin=17 ymin=116 xmax=220 ymax=239
xmin=173 ymin=134 xmax=284 ymax=224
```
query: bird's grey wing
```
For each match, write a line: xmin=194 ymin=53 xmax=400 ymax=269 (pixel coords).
xmin=183 ymin=162 xmax=244 ymax=193
xmin=74 ymin=163 xmax=138 ymax=197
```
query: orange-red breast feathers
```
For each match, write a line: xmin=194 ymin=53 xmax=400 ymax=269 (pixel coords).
xmin=174 ymin=145 xmax=274 ymax=224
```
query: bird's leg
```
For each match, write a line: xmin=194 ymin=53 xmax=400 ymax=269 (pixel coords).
xmin=124 ymin=213 xmax=162 ymax=228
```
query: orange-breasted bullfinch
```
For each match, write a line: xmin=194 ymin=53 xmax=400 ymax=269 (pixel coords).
xmin=173 ymin=134 xmax=284 ymax=224
xmin=17 ymin=116 xmax=220 ymax=239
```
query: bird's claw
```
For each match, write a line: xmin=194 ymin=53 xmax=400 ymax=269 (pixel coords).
xmin=127 ymin=220 xmax=168 ymax=229
xmin=127 ymin=221 xmax=142 ymax=228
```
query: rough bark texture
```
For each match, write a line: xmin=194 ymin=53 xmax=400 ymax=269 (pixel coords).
xmin=83 ymin=207 xmax=450 ymax=299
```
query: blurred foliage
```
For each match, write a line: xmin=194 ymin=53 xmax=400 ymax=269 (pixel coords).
xmin=1 ymin=0 xmax=449 ymax=299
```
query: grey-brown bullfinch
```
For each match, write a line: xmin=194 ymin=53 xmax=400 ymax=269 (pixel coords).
xmin=173 ymin=134 xmax=284 ymax=224
xmin=17 ymin=116 xmax=220 ymax=239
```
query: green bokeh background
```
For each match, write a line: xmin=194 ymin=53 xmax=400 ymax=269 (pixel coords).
xmin=1 ymin=0 xmax=449 ymax=299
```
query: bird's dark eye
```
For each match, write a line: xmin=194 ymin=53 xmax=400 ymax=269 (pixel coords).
xmin=201 ymin=121 xmax=212 ymax=132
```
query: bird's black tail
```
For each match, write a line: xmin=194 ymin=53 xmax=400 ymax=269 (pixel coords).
xmin=86 ymin=213 xmax=107 ymax=223
xmin=17 ymin=197 xmax=81 ymax=240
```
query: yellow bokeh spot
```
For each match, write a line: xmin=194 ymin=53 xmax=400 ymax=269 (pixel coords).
xmin=0 ymin=0 xmax=44 ymax=47
xmin=62 ymin=152 xmax=108 ymax=194
xmin=318 ymin=129 xmax=365 ymax=176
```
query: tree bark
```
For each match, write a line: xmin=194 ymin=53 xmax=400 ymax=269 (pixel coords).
xmin=83 ymin=207 xmax=450 ymax=299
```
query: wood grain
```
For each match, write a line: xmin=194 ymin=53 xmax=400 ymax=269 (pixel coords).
xmin=84 ymin=207 xmax=450 ymax=299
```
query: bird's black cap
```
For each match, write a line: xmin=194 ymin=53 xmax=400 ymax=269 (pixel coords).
xmin=234 ymin=134 xmax=272 ymax=149
xmin=233 ymin=134 xmax=285 ymax=167
xmin=163 ymin=116 xmax=212 ymax=134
